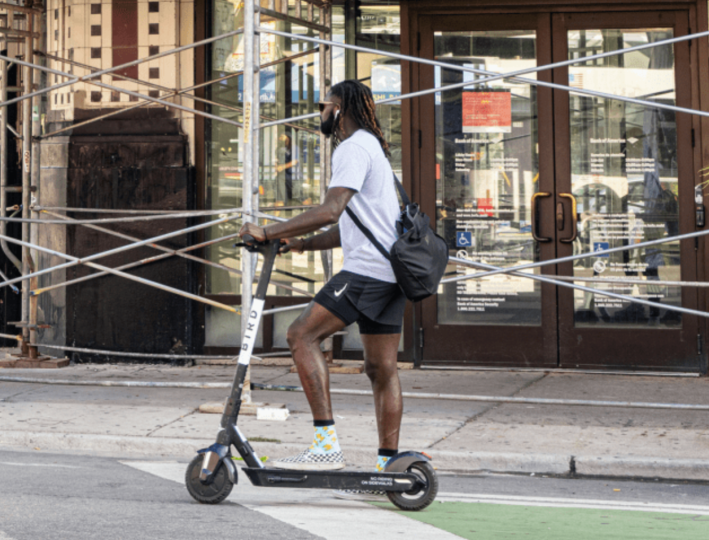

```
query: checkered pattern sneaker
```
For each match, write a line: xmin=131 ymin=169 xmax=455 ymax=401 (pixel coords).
xmin=272 ymin=449 xmax=346 ymax=471
xmin=333 ymin=489 xmax=386 ymax=502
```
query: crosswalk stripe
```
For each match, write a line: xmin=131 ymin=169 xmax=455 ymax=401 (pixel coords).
xmin=122 ymin=461 xmax=463 ymax=540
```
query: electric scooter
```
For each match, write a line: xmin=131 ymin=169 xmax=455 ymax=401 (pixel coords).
xmin=185 ymin=235 xmax=438 ymax=511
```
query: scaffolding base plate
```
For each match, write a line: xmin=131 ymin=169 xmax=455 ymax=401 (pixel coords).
xmin=0 ymin=357 xmax=69 ymax=369
xmin=198 ymin=401 xmax=286 ymax=415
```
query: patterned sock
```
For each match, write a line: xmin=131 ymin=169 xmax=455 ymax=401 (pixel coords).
xmin=309 ymin=420 xmax=341 ymax=455
xmin=376 ymin=448 xmax=398 ymax=472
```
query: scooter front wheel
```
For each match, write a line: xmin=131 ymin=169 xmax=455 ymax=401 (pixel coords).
xmin=387 ymin=461 xmax=438 ymax=511
xmin=185 ymin=454 xmax=234 ymax=504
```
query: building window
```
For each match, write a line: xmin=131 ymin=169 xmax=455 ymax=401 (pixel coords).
xmin=54 ymin=94 xmax=57 ymax=105
xmin=149 ymin=67 xmax=160 ymax=79
xmin=149 ymin=46 xmax=159 ymax=56
xmin=91 ymin=25 xmax=101 ymax=36
xmin=68 ymin=6 xmax=71 ymax=17
xmin=111 ymin=91 xmax=120 ymax=102
xmin=149 ymin=2 xmax=160 ymax=13
xmin=60 ymin=94 xmax=64 ymax=104
xmin=54 ymin=9 xmax=58 ymax=19
xmin=91 ymin=4 xmax=101 ymax=15
xmin=68 ymin=27 xmax=71 ymax=38
xmin=129 ymin=95 xmax=139 ymax=102
xmin=54 ymin=30 xmax=58 ymax=41
xmin=91 ymin=91 xmax=101 ymax=102
xmin=91 ymin=48 xmax=101 ymax=59
xmin=149 ymin=24 xmax=159 ymax=35
xmin=148 ymin=90 xmax=160 ymax=98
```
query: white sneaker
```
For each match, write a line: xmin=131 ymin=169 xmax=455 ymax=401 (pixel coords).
xmin=272 ymin=449 xmax=346 ymax=471
xmin=333 ymin=489 xmax=386 ymax=502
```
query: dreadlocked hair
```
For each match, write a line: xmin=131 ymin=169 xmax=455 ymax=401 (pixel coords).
xmin=329 ymin=80 xmax=391 ymax=157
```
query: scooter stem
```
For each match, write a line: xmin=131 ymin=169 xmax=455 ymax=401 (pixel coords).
xmin=220 ymin=239 xmax=281 ymax=429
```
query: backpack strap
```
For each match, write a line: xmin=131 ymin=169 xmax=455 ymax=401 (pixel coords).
xmin=345 ymin=207 xmax=391 ymax=261
xmin=393 ymin=173 xmax=411 ymax=206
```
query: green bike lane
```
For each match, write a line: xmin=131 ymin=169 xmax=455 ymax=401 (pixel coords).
xmin=376 ymin=494 xmax=709 ymax=539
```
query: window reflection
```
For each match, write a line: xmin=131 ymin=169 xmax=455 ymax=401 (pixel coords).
xmin=569 ymin=29 xmax=682 ymax=327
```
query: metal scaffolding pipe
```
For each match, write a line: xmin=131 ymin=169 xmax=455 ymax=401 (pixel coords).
xmin=38 ymin=46 xmax=320 ymax=140
xmin=23 ymin=345 xmax=243 ymax=361
xmin=0 ymin=213 xmax=244 ymax=291
xmin=0 ymin=232 xmax=241 ymax=313
xmin=5 ymin=207 xmax=243 ymax=224
xmin=252 ymin=383 xmax=709 ymax=410
xmin=258 ymin=28 xmax=709 ymax=129
xmin=540 ymin=275 xmax=709 ymax=288
xmin=40 ymin=211 xmax=313 ymax=299
xmin=20 ymin=22 xmax=32 ymax=344
xmin=0 ymin=377 xmax=706 ymax=409
xmin=0 ymin=28 xmax=245 ymax=113
xmin=33 ymin=206 xmax=242 ymax=215
xmin=450 ymin=256 xmax=709 ymax=320
xmin=31 ymin=231 xmax=243 ymax=297
xmin=443 ymin=227 xmax=709 ymax=285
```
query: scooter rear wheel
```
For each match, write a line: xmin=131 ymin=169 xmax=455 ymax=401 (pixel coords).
xmin=387 ymin=461 xmax=438 ymax=511
xmin=185 ymin=454 xmax=234 ymax=504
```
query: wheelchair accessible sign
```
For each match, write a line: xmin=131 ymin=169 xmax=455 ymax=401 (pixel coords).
xmin=593 ymin=242 xmax=610 ymax=257
xmin=456 ymin=231 xmax=473 ymax=248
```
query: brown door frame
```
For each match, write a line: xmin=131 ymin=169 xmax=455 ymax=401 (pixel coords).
xmin=552 ymin=10 xmax=701 ymax=370
xmin=404 ymin=1 xmax=708 ymax=370
xmin=413 ymin=13 xmax=559 ymax=366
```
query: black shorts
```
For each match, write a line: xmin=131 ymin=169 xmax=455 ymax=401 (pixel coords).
xmin=314 ymin=271 xmax=406 ymax=334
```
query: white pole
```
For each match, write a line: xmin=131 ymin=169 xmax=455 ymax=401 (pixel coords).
xmin=240 ymin=0 xmax=258 ymax=404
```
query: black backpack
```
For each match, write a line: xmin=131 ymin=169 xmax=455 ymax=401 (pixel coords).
xmin=345 ymin=174 xmax=449 ymax=302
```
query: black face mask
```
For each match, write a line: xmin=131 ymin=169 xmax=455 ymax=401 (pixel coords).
xmin=320 ymin=110 xmax=339 ymax=136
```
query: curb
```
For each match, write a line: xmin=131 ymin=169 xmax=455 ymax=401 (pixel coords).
xmin=3 ymin=429 xmax=709 ymax=481
xmin=575 ymin=455 xmax=709 ymax=481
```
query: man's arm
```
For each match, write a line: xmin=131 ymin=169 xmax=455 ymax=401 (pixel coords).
xmin=282 ymin=225 xmax=341 ymax=254
xmin=239 ymin=187 xmax=354 ymax=241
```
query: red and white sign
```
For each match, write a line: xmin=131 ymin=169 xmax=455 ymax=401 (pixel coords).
xmin=462 ymin=91 xmax=512 ymax=134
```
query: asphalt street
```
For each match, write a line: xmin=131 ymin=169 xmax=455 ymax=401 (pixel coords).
xmin=1 ymin=448 xmax=708 ymax=540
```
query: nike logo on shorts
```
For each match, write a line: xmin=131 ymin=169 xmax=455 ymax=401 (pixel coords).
xmin=334 ymin=283 xmax=348 ymax=297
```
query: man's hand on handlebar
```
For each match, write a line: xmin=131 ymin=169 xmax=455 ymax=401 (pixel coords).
xmin=279 ymin=238 xmax=305 ymax=255
xmin=238 ymin=222 xmax=267 ymax=243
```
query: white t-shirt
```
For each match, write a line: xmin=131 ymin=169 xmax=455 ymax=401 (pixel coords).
xmin=329 ymin=130 xmax=399 ymax=283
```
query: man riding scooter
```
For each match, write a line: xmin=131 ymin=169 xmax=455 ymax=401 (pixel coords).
xmin=239 ymin=80 xmax=405 ymax=497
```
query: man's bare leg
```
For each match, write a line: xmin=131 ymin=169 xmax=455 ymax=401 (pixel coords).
xmin=362 ymin=333 xmax=403 ymax=450
xmin=287 ymin=301 xmax=347 ymax=420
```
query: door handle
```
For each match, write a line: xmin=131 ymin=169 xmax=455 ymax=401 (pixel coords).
xmin=559 ymin=193 xmax=578 ymax=243
xmin=531 ymin=192 xmax=552 ymax=242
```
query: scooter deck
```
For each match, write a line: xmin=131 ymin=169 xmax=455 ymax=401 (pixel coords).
xmin=242 ymin=467 xmax=424 ymax=492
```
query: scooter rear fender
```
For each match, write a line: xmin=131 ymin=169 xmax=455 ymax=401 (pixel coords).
xmin=384 ymin=451 xmax=431 ymax=473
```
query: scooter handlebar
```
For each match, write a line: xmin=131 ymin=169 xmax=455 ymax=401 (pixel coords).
xmin=241 ymin=233 xmax=257 ymax=245
xmin=235 ymin=234 xmax=279 ymax=254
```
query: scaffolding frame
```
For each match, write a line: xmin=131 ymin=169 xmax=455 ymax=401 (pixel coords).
xmin=0 ymin=1 xmax=707 ymax=373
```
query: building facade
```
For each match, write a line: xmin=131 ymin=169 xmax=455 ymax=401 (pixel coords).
xmin=197 ymin=0 xmax=709 ymax=372
xmin=3 ymin=0 xmax=709 ymax=372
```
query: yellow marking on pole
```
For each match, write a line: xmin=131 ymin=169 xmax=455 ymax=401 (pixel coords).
xmin=533 ymin=172 xmax=540 ymax=183
xmin=243 ymin=102 xmax=251 ymax=145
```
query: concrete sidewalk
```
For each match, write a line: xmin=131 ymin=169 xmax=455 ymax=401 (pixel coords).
xmin=1 ymin=361 xmax=708 ymax=481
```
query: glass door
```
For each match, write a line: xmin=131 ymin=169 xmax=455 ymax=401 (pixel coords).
xmin=552 ymin=12 xmax=700 ymax=370
xmin=417 ymin=14 xmax=558 ymax=365
xmin=416 ymin=10 xmax=701 ymax=370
